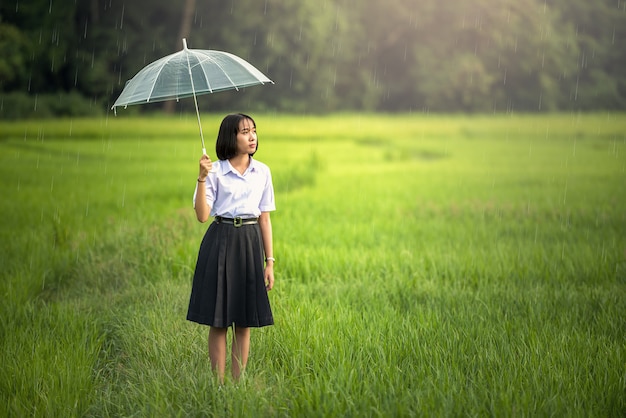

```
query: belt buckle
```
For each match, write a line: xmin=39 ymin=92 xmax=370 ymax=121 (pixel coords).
xmin=233 ymin=216 xmax=243 ymax=227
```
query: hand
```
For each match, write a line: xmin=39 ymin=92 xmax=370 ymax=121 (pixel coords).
xmin=198 ymin=154 xmax=213 ymax=179
xmin=264 ymin=265 xmax=274 ymax=291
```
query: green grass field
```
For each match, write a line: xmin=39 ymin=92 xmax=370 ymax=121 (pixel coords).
xmin=1 ymin=113 xmax=625 ymax=416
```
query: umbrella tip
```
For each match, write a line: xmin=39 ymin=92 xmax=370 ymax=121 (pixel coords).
xmin=182 ymin=38 xmax=188 ymax=49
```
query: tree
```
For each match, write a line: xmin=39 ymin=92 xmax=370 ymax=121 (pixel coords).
xmin=1 ymin=0 xmax=78 ymax=93
xmin=551 ymin=0 xmax=626 ymax=109
xmin=409 ymin=0 xmax=578 ymax=112
xmin=163 ymin=0 xmax=196 ymax=113
xmin=0 ymin=23 xmax=31 ymax=90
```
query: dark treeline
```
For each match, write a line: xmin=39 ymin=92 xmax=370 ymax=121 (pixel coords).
xmin=0 ymin=0 xmax=624 ymax=117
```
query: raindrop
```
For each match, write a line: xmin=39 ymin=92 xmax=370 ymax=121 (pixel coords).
xmin=49 ymin=0 xmax=52 ymax=14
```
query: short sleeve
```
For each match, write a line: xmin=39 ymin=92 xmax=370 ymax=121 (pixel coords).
xmin=258 ymin=167 xmax=276 ymax=212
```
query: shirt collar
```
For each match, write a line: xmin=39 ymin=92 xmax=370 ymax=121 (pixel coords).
xmin=222 ymin=156 xmax=258 ymax=175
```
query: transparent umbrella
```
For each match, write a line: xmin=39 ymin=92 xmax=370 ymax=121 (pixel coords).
xmin=111 ymin=38 xmax=273 ymax=154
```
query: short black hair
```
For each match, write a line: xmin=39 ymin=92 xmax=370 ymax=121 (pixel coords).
xmin=215 ymin=113 xmax=257 ymax=160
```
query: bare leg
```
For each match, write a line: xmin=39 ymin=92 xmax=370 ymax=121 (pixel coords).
xmin=232 ymin=326 xmax=250 ymax=381
xmin=208 ymin=327 xmax=228 ymax=384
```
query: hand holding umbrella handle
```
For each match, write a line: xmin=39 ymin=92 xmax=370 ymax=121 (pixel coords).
xmin=199 ymin=154 xmax=211 ymax=178
xmin=200 ymin=147 xmax=217 ymax=173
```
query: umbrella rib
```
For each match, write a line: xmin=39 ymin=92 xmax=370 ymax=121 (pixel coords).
xmin=193 ymin=51 xmax=239 ymax=92
xmin=191 ymin=52 xmax=213 ymax=93
xmin=146 ymin=52 xmax=180 ymax=102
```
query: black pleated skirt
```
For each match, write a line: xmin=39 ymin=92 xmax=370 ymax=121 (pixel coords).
xmin=187 ymin=220 xmax=274 ymax=328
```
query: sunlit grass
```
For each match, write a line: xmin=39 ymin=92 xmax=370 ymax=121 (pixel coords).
xmin=1 ymin=113 xmax=625 ymax=416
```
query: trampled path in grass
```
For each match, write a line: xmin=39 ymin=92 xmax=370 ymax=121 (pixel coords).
xmin=1 ymin=113 xmax=624 ymax=416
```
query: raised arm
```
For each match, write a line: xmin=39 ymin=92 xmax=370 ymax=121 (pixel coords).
xmin=195 ymin=154 xmax=213 ymax=223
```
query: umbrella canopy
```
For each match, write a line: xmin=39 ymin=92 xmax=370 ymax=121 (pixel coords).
xmin=112 ymin=39 xmax=272 ymax=108
xmin=111 ymin=39 xmax=272 ymax=153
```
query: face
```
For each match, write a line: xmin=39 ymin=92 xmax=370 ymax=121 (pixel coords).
xmin=236 ymin=118 xmax=258 ymax=156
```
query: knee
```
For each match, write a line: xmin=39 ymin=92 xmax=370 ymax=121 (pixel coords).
xmin=209 ymin=326 xmax=228 ymax=338
xmin=234 ymin=326 xmax=250 ymax=337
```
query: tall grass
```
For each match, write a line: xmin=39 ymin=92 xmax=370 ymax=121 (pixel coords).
xmin=1 ymin=113 xmax=625 ymax=416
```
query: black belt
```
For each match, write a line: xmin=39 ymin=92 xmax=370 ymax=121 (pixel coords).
xmin=214 ymin=216 xmax=258 ymax=227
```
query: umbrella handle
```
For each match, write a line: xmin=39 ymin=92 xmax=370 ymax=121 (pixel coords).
xmin=201 ymin=147 xmax=218 ymax=173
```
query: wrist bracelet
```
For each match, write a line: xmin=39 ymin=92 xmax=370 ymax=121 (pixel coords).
xmin=265 ymin=257 xmax=275 ymax=263
xmin=197 ymin=179 xmax=206 ymax=183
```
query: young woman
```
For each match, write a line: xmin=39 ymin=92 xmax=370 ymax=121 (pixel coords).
xmin=187 ymin=113 xmax=275 ymax=384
